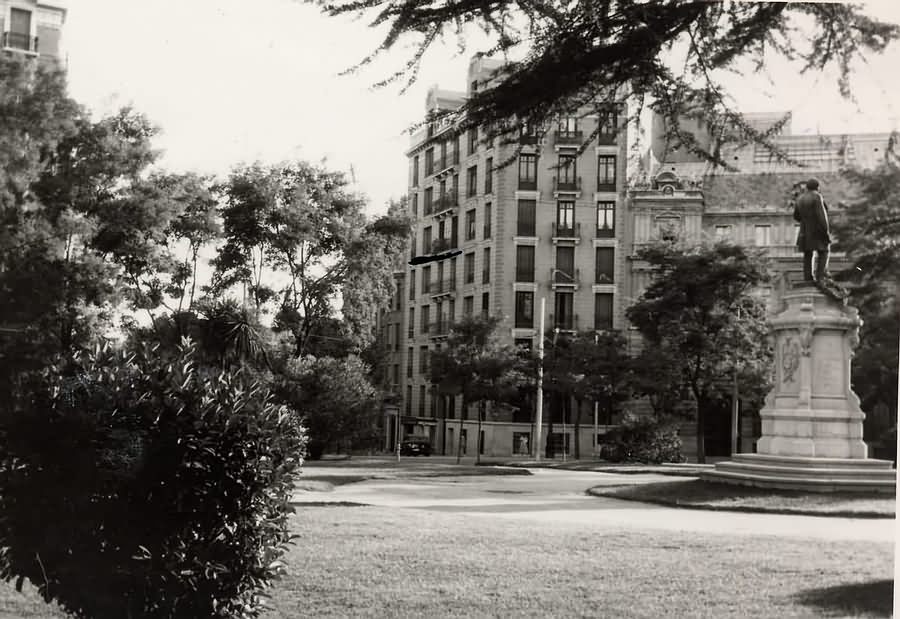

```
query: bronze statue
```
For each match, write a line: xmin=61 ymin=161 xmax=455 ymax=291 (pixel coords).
xmin=793 ymin=178 xmax=830 ymax=282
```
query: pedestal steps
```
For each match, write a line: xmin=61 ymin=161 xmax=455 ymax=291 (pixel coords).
xmin=702 ymin=454 xmax=896 ymax=493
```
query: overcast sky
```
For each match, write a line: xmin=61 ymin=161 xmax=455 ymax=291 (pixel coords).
xmin=64 ymin=0 xmax=900 ymax=216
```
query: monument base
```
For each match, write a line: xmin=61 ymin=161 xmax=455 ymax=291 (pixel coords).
xmin=701 ymin=453 xmax=896 ymax=493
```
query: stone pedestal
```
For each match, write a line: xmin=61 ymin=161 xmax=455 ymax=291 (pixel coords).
xmin=703 ymin=284 xmax=895 ymax=493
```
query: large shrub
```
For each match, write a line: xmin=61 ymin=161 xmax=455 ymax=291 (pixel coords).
xmin=601 ymin=415 xmax=686 ymax=464
xmin=0 ymin=339 xmax=306 ymax=618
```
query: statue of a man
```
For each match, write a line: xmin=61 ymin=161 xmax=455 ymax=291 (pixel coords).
xmin=793 ymin=178 xmax=830 ymax=282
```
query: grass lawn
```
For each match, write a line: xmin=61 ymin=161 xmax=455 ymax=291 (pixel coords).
xmin=589 ymin=479 xmax=896 ymax=518
xmin=0 ymin=506 xmax=893 ymax=618
xmin=295 ymin=462 xmax=531 ymax=491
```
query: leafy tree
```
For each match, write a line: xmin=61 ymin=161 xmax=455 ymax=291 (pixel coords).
xmin=0 ymin=339 xmax=305 ymax=618
xmin=274 ymin=354 xmax=379 ymax=459
xmin=832 ymin=159 xmax=900 ymax=445
xmin=312 ymin=0 xmax=898 ymax=167
xmin=628 ymin=343 xmax=686 ymax=420
xmin=212 ymin=162 xmax=409 ymax=356
xmin=430 ymin=315 xmax=531 ymax=463
xmin=626 ymin=241 xmax=771 ymax=463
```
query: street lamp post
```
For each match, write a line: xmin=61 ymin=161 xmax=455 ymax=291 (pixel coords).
xmin=534 ymin=297 xmax=545 ymax=461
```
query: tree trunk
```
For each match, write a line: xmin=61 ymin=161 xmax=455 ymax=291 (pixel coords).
xmin=456 ymin=394 xmax=466 ymax=464
xmin=546 ymin=393 xmax=555 ymax=459
xmin=696 ymin=399 xmax=706 ymax=464
xmin=574 ymin=398 xmax=582 ymax=460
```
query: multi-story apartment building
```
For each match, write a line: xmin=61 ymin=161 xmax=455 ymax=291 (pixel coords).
xmin=1 ymin=0 xmax=66 ymax=67
xmin=628 ymin=110 xmax=892 ymax=457
xmin=385 ymin=56 xmax=630 ymax=458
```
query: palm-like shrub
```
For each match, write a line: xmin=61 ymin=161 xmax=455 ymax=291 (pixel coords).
xmin=0 ymin=338 xmax=305 ymax=618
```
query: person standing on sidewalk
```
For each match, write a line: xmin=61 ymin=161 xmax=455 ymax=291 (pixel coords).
xmin=793 ymin=178 xmax=831 ymax=282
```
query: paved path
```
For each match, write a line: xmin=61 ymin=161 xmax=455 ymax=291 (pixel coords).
xmin=294 ymin=467 xmax=896 ymax=543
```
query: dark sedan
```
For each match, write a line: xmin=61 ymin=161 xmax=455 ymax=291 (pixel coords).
xmin=400 ymin=437 xmax=432 ymax=456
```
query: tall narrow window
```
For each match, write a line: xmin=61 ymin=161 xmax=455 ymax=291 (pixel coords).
xmin=556 ymin=246 xmax=575 ymax=281
xmin=412 ymin=156 xmax=419 ymax=187
xmin=558 ymin=116 xmax=578 ymax=138
xmin=754 ymin=225 xmax=772 ymax=246
xmin=408 ymin=307 xmax=415 ymax=338
xmin=411 ymin=192 xmax=418 ymax=216
xmin=597 ymin=155 xmax=616 ymax=190
xmin=465 ymin=209 xmax=476 ymax=240
xmin=594 ymin=293 xmax=614 ymax=330
xmin=422 ymin=265 xmax=431 ymax=294
xmin=556 ymin=200 xmax=575 ymax=235
xmin=422 ymin=226 xmax=432 ymax=255
xmin=597 ymin=201 xmax=615 ymax=237
xmin=557 ymin=154 xmax=577 ymax=189
xmin=419 ymin=385 xmax=427 ymax=416
xmin=467 ymin=165 xmax=478 ymax=197
xmin=421 ymin=305 xmax=430 ymax=334
xmin=515 ymin=246 xmax=535 ymax=282
xmin=468 ymin=126 xmax=478 ymax=155
xmin=407 ymin=347 xmax=414 ymax=377
xmin=481 ymin=292 xmax=490 ymax=317
xmin=464 ymin=252 xmax=475 ymax=284
xmin=408 ymin=269 xmax=416 ymax=299
xmin=598 ymin=106 xmax=618 ymax=144
xmin=424 ymin=187 xmax=433 ymax=215
xmin=451 ymin=174 xmax=459 ymax=203
xmin=515 ymin=291 xmax=534 ymax=328
xmin=554 ymin=292 xmax=574 ymax=330
xmin=425 ymin=148 xmax=435 ymax=175
xmin=482 ymin=248 xmax=491 ymax=284
xmin=484 ymin=157 xmax=493 ymax=193
xmin=483 ymin=203 xmax=492 ymax=239
xmin=463 ymin=295 xmax=474 ymax=316
xmin=452 ymin=134 xmax=460 ymax=165
xmin=440 ymin=140 xmax=448 ymax=170
xmin=451 ymin=215 xmax=459 ymax=247
xmin=517 ymin=200 xmax=536 ymax=236
xmin=8 ymin=8 xmax=33 ymax=51
xmin=595 ymin=247 xmax=614 ymax=283
xmin=449 ymin=257 xmax=457 ymax=288
xmin=518 ymin=154 xmax=537 ymax=190
xmin=406 ymin=385 xmax=412 ymax=415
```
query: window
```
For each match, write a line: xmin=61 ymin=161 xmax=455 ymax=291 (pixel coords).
xmin=438 ymin=180 xmax=447 ymax=208
xmin=515 ymin=246 xmax=535 ymax=282
xmin=557 ymin=154 xmax=577 ymax=188
xmin=464 ymin=252 xmax=475 ymax=283
xmin=448 ymin=299 xmax=455 ymax=324
xmin=422 ymin=265 xmax=431 ymax=294
xmin=598 ymin=106 xmax=618 ymax=143
xmin=465 ymin=209 xmax=476 ymax=240
xmin=755 ymin=225 xmax=772 ymax=246
xmin=595 ymin=247 xmax=614 ymax=283
xmin=595 ymin=293 xmax=613 ymax=330
xmin=558 ymin=116 xmax=578 ymax=137
xmin=438 ymin=219 xmax=446 ymax=243
xmin=597 ymin=155 xmax=616 ymax=190
xmin=517 ymin=200 xmax=536 ymax=236
xmin=452 ymin=134 xmax=460 ymax=165
xmin=518 ymin=154 xmax=537 ymax=190
xmin=421 ymin=305 xmax=430 ymax=334
xmin=425 ymin=148 xmax=434 ymax=176
xmin=451 ymin=174 xmax=459 ymax=202
xmin=419 ymin=385 xmax=427 ymax=416
xmin=449 ymin=257 xmax=457 ymax=288
xmin=484 ymin=158 xmax=493 ymax=193
xmin=482 ymin=291 xmax=490 ymax=317
xmin=407 ymin=347 xmax=413 ymax=377
xmin=451 ymin=215 xmax=459 ymax=247
xmin=467 ymin=165 xmax=478 ymax=197
xmin=468 ymin=126 xmax=478 ymax=155
xmin=412 ymin=156 xmax=419 ymax=187
xmin=463 ymin=295 xmax=474 ymax=316
xmin=556 ymin=200 xmax=575 ymax=235
xmin=422 ymin=226 xmax=432 ymax=255
xmin=556 ymin=246 xmax=575 ymax=281
xmin=420 ymin=345 xmax=429 ymax=373
xmin=483 ymin=203 xmax=492 ymax=239
xmin=394 ymin=324 xmax=400 ymax=351
xmin=406 ymin=385 xmax=412 ymax=414
xmin=554 ymin=292 xmax=574 ymax=330
xmin=424 ymin=187 xmax=433 ymax=215
xmin=7 ymin=8 xmax=34 ymax=51
xmin=714 ymin=225 xmax=732 ymax=240
xmin=411 ymin=192 xmax=418 ymax=216
xmin=393 ymin=363 xmax=400 ymax=385
xmin=410 ymin=235 xmax=416 ymax=261
xmin=482 ymin=248 xmax=491 ymax=284
xmin=408 ymin=308 xmax=415 ymax=337
xmin=597 ymin=201 xmax=615 ymax=237
xmin=440 ymin=140 xmax=448 ymax=170
xmin=515 ymin=291 xmax=534 ymax=328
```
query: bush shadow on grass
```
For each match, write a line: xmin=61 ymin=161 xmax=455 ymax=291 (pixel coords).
xmin=793 ymin=579 xmax=893 ymax=618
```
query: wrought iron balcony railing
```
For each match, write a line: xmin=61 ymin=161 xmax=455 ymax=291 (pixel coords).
xmin=431 ymin=238 xmax=455 ymax=253
xmin=550 ymin=267 xmax=580 ymax=286
xmin=551 ymin=222 xmax=581 ymax=240
xmin=553 ymin=176 xmax=582 ymax=192
xmin=554 ymin=130 xmax=583 ymax=146
xmin=517 ymin=178 xmax=537 ymax=191
xmin=428 ymin=279 xmax=457 ymax=296
xmin=2 ymin=32 xmax=38 ymax=53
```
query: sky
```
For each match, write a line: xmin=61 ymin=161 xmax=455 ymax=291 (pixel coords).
xmin=63 ymin=0 xmax=900 ymax=217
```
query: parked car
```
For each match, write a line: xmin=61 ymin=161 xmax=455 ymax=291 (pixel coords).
xmin=400 ymin=436 xmax=432 ymax=456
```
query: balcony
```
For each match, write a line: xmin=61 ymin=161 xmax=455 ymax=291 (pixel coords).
xmin=429 ymin=279 xmax=457 ymax=299
xmin=597 ymin=131 xmax=617 ymax=146
xmin=549 ymin=313 xmax=579 ymax=332
xmin=428 ymin=320 xmax=454 ymax=338
xmin=553 ymin=176 xmax=582 ymax=197
xmin=596 ymin=179 xmax=617 ymax=192
xmin=518 ymin=179 xmax=537 ymax=191
xmin=432 ymin=194 xmax=458 ymax=218
xmin=2 ymin=32 xmax=38 ymax=54
xmin=549 ymin=267 xmax=580 ymax=289
xmin=551 ymin=222 xmax=581 ymax=244
xmin=431 ymin=238 xmax=456 ymax=253
xmin=554 ymin=130 xmax=583 ymax=148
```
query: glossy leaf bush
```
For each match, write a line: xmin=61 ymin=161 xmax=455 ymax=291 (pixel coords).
xmin=0 ymin=339 xmax=306 ymax=618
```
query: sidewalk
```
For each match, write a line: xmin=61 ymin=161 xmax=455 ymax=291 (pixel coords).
xmin=479 ymin=457 xmax=716 ymax=477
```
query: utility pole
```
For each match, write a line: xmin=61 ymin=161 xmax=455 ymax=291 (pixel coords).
xmin=534 ymin=297 xmax=545 ymax=461
xmin=594 ymin=332 xmax=599 ymax=457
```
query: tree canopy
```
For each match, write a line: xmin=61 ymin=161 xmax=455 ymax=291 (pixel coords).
xmin=312 ymin=0 xmax=899 ymax=168
xmin=626 ymin=241 xmax=772 ymax=462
